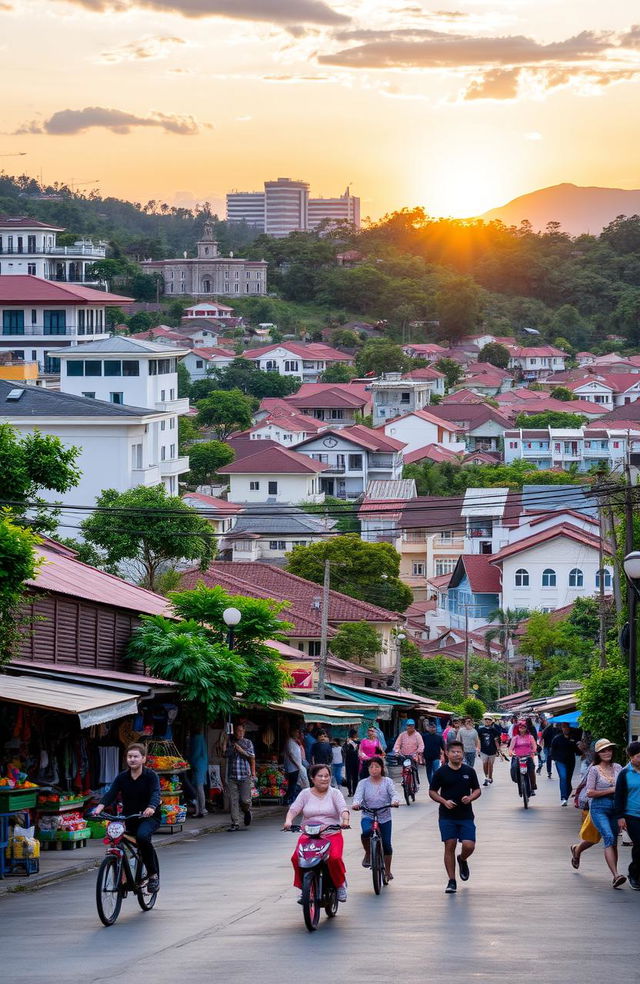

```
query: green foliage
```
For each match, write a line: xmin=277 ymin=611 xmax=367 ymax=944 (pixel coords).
xmin=300 ymin=496 xmax=361 ymax=534
xmin=0 ymin=512 xmax=41 ymax=665
xmin=549 ymin=386 xmax=577 ymax=401
xmin=178 ymin=415 xmax=200 ymax=452
xmin=514 ymin=410 xmax=588 ymax=428
xmin=330 ymin=621 xmax=383 ymax=669
xmin=519 ymin=611 xmax=594 ymax=697
xmin=196 ymin=389 xmax=256 ymax=439
xmin=286 ymin=534 xmax=412 ymax=612
xmin=403 ymin=457 xmax=583 ymax=496
xmin=329 ymin=328 xmax=361 ymax=349
xmin=435 ymin=276 xmax=483 ymax=338
xmin=401 ymin=654 xmax=463 ymax=701
xmin=57 ymin=537 xmax=120 ymax=574
xmin=0 ymin=425 xmax=81 ymax=533
xmin=186 ymin=441 xmax=235 ymax=486
xmin=577 ymin=662 xmax=628 ymax=752
xmin=355 ymin=340 xmax=410 ymax=376
xmin=319 ymin=363 xmax=357 ymax=383
xmin=457 ymin=697 xmax=486 ymax=721
xmin=177 ymin=362 xmax=191 ymax=399
xmin=81 ymin=485 xmax=216 ymax=591
xmin=209 ymin=358 xmax=301 ymax=398
xmin=478 ymin=342 xmax=510 ymax=368
xmin=434 ymin=358 xmax=464 ymax=391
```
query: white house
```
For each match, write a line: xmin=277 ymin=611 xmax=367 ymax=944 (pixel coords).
xmin=381 ymin=408 xmax=463 ymax=455
xmin=0 ymin=379 xmax=169 ymax=508
xmin=181 ymin=346 xmax=235 ymax=382
xmin=508 ymin=346 xmax=567 ymax=379
xmin=570 ymin=374 xmax=640 ymax=408
xmin=217 ymin=444 xmax=326 ymax=504
xmin=182 ymin=301 xmax=235 ymax=320
xmin=503 ymin=425 xmax=640 ymax=473
xmin=294 ymin=424 xmax=406 ymax=499
xmin=0 ymin=275 xmax=131 ymax=374
xmin=370 ymin=371 xmax=443 ymax=426
xmin=0 ymin=217 xmax=107 ymax=286
xmin=243 ymin=342 xmax=353 ymax=382
xmin=246 ymin=412 xmax=327 ymax=445
xmin=55 ymin=336 xmax=190 ymax=493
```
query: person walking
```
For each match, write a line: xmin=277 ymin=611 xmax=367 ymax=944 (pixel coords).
xmin=429 ymin=740 xmax=481 ymax=894
xmin=570 ymin=740 xmax=601 ymax=870
xmin=343 ymin=730 xmax=360 ymax=796
xmin=421 ymin=719 xmax=445 ymax=784
xmin=458 ymin=717 xmax=481 ymax=768
xmin=615 ymin=740 xmax=640 ymax=890
xmin=477 ymin=714 xmax=501 ymax=786
xmin=358 ymin=726 xmax=385 ymax=779
xmin=283 ymin=728 xmax=305 ymax=804
xmin=582 ymin=738 xmax=625 ymax=888
xmin=223 ymin=723 xmax=256 ymax=832
xmin=442 ymin=716 xmax=461 ymax=747
xmin=551 ymin=722 xmax=578 ymax=806
xmin=541 ymin=720 xmax=558 ymax=778
xmin=331 ymin=738 xmax=344 ymax=788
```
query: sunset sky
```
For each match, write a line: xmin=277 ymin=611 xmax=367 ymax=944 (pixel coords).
xmin=2 ymin=0 xmax=640 ymax=220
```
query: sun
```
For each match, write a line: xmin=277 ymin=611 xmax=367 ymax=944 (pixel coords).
xmin=421 ymin=161 xmax=508 ymax=219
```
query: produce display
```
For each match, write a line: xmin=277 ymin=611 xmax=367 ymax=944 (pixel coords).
xmin=159 ymin=776 xmax=182 ymax=793
xmin=146 ymin=755 xmax=189 ymax=772
xmin=256 ymin=763 xmax=287 ymax=801
xmin=37 ymin=792 xmax=85 ymax=807
xmin=0 ymin=769 xmax=38 ymax=789
xmin=146 ymin=740 xmax=188 ymax=828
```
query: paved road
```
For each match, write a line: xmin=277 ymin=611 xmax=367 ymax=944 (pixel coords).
xmin=2 ymin=760 xmax=639 ymax=984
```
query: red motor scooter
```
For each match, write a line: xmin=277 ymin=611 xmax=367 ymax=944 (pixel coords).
xmin=288 ymin=823 xmax=344 ymax=932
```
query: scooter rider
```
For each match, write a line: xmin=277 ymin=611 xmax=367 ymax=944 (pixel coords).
xmin=394 ymin=719 xmax=424 ymax=788
xmin=509 ymin=721 xmax=538 ymax=795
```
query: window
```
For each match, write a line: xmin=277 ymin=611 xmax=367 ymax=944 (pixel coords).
xmin=131 ymin=444 xmax=143 ymax=469
xmin=196 ymin=359 xmax=203 ymax=369
xmin=81 ymin=392 xmax=96 ymax=399
xmin=27 ymin=235 xmax=36 ymax=253
xmin=569 ymin=568 xmax=583 ymax=587
xmin=169 ymin=417 xmax=176 ymax=430
xmin=77 ymin=310 xmax=85 ymax=335
xmin=84 ymin=361 xmax=102 ymax=377
xmin=43 ymin=310 xmax=66 ymax=335
xmin=110 ymin=392 xmax=124 ymax=404
xmin=170 ymin=444 xmax=176 ymax=458
xmin=269 ymin=540 xmax=287 ymax=551
xmin=104 ymin=360 xmax=122 ymax=376
xmin=161 ymin=446 xmax=166 ymax=461
xmin=400 ymin=391 xmax=411 ymax=404
xmin=170 ymin=389 xmax=175 ymax=400
xmin=412 ymin=562 xmax=425 ymax=576
xmin=2 ymin=310 xmax=24 ymax=335
xmin=249 ymin=481 xmax=260 ymax=490
xmin=435 ymin=559 xmax=456 ymax=576
xmin=284 ymin=361 xmax=299 ymax=372
xmin=67 ymin=361 xmax=83 ymax=376
xmin=439 ymin=530 xmax=454 ymax=542
xmin=160 ymin=390 xmax=165 ymax=401
xmin=542 ymin=569 xmax=556 ymax=587
xmin=515 ymin=568 xmax=529 ymax=587
xmin=330 ymin=409 xmax=344 ymax=420
xmin=348 ymin=454 xmax=363 ymax=470
xmin=268 ymin=481 xmax=278 ymax=495
xmin=596 ymin=569 xmax=612 ymax=589
xmin=31 ymin=310 xmax=37 ymax=325
xmin=161 ymin=419 xmax=166 ymax=431
xmin=308 ymin=641 xmax=321 ymax=658
xmin=27 ymin=263 xmax=36 ymax=276
xmin=122 ymin=360 xmax=140 ymax=376
xmin=509 ymin=441 xmax=518 ymax=449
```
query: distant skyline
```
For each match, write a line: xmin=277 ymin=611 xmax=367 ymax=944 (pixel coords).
xmin=2 ymin=1 xmax=640 ymax=220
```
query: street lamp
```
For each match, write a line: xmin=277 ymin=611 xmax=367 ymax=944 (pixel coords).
xmin=623 ymin=552 xmax=640 ymax=741
xmin=223 ymin=606 xmax=242 ymax=650
xmin=393 ymin=631 xmax=406 ymax=691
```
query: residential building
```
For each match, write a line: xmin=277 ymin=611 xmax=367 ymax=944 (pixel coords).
xmin=308 ymin=188 xmax=361 ymax=230
xmin=444 ymin=555 xmax=502 ymax=630
xmin=0 ymin=354 xmax=38 ymax=384
xmin=460 ymin=487 xmax=519 ymax=556
xmin=403 ymin=444 xmax=463 ymax=465
xmin=226 ymin=179 xmax=361 ymax=234
xmin=420 ymin=402 xmax=513 ymax=455
xmin=459 ymin=363 xmax=514 ymax=396
xmin=267 ymin=382 xmax=373 ymax=426
xmin=402 ymin=343 xmax=448 ymax=359
xmin=182 ymin=301 xmax=235 ymax=320
xmin=569 ymin=374 xmax=640 ymax=408
xmin=217 ymin=444 xmax=326 ymax=504
xmin=55 ymin=336 xmax=190 ymax=493
xmin=219 ymin=503 xmax=336 ymax=564
xmin=243 ymin=342 xmax=353 ymax=382
xmin=181 ymin=492 xmax=244 ymax=537
xmin=141 ymin=221 xmax=267 ymax=298
xmin=294 ymin=424 xmax=405 ymax=499
xmin=508 ymin=346 xmax=567 ymax=379
xmin=380 ymin=407 xmax=463 ymax=454
xmin=225 ymin=191 xmax=266 ymax=229
xmin=370 ymin=371 xmax=442 ymax=426
xmin=245 ymin=412 xmax=327 ymax=445
xmin=0 ymin=216 xmax=106 ymax=286
xmin=181 ymin=346 xmax=235 ymax=382
xmin=503 ymin=425 xmax=640 ymax=472
xmin=397 ymin=497 xmax=466 ymax=601
xmin=0 ymin=275 xmax=131 ymax=373
xmin=359 ymin=479 xmax=417 ymax=544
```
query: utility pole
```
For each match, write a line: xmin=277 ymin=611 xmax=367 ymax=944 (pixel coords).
xmin=597 ymin=483 xmax=607 ymax=668
xmin=624 ymin=453 xmax=637 ymax=723
xmin=463 ymin=606 xmax=470 ymax=697
xmin=317 ymin=559 xmax=330 ymax=700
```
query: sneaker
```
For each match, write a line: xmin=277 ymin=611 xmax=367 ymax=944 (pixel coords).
xmin=457 ymin=856 xmax=470 ymax=881
xmin=628 ymin=874 xmax=640 ymax=890
xmin=227 ymin=824 xmax=240 ymax=831
xmin=362 ymin=857 xmax=371 ymax=868
xmin=530 ymin=791 xmax=536 ymax=796
xmin=297 ymin=892 xmax=304 ymax=905
xmin=147 ymin=875 xmax=160 ymax=893
xmin=243 ymin=808 xmax=252 ymax=827
xmin=445 ymin=879 xmax=457 ymax=894
xmin=536 ymin=766 xmax=542 ymax=775
xmin=561 ymin=799 xmax=568 ymax=807
xmin=336 ymin=884 xmax=348 ymax=902
xmin=483 ymin=779 xmax=489 ymax=786
xmin=488 ymin=778 xmax=493 ymax=784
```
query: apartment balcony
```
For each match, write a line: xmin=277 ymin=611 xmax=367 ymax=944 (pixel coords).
xmin=369 ymin=454 xmax=397 ymax=469
xmin=0 ymin=244 xmax=106 ymax=258
xmin=132 ymin=464 xmax=162 ymax=484
xmin=1 ymin=326 xmax=73 ymax=337
xmin=322 ymin=465 xmax=346 ymax=474
xmin=154 ymin=397 xmax=190 ymax=414
xmin=158 ymin=455 xmax=190 ymax=477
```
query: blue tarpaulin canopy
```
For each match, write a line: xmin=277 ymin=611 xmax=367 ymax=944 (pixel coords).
xmin=549 ymin=711 xmax=581 ymax=724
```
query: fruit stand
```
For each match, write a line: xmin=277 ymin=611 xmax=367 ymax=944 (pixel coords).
xmin=145 ymin=739 xmax=189 ymax=833
xmin=0 ymin=780 xmax=41 ymax=878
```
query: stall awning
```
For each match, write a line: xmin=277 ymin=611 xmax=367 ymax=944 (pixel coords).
xmin=270 ymin=697 xmax=363 ymax=726
xmin=549 ymin=711 xmax=581 ymax=725
xmin=328 ymin=683 xmax=437 ymax=711
xmin=0 ymin=674 xmax=142 ymax=728
xmin=328 ymin=684 xmax=408 ymax=706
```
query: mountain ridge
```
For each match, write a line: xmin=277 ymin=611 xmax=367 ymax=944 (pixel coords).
xmin=479 ymin=182 xmax=640 ymax=236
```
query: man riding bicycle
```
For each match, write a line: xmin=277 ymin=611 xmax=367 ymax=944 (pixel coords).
xmin=393 ymin=720 xmax=424 ymax=788
xmin=93 ymin=742 xmax=161 ymax=891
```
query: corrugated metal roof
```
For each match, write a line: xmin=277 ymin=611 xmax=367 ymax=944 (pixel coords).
xmin=0 ymin=672 xmax=142 ymax=727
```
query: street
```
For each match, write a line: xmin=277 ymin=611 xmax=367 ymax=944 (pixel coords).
xmin=2 ymin=760 xmax=639 ymax=984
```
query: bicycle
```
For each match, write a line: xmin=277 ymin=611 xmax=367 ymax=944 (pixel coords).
xmin=401 ymin=757 xmax=419 ymax=805
xmin=94 ymin=813 xmax=159 ymax=926
xmin=359 ymin=804 xmax=398 ymax=895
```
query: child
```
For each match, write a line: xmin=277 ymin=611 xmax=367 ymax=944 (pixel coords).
xmin=331 ymin=738 xmax=344 ymax=788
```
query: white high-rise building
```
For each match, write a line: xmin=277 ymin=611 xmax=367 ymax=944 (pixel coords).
xmin=264 ymin=178 xmax=309 ymax=237
xmin=308 ymin=189 xmax=361 ymax=230
xmin=226 ymin=179 xmax=360 ymax=235
xmin=226 ymin=192 xmax=266 ymax=229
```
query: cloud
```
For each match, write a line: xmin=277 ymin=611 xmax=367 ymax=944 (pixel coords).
xmin=98 ymin=35 xmax=186 ymax=63
xmin=15 ymin=106 xmax=201 ymax=135
xmin=463 ymin=67 xmax=520 ymax=100
xmin=52 ymin=0 xmax=349 ymax=26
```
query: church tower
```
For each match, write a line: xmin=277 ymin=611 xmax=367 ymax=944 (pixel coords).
xmin=197 ymin=220 xmax=219 ymax=258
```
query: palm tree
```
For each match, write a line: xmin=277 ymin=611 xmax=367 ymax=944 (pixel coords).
xmin=484 ymin=608 xmax=530 ymax=695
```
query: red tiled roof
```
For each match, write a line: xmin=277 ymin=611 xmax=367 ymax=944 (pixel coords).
xmin=575 ymin=373 xmax=640 ymax=393
xmin=402 ymin=367 xmax=445 ymax=381
xmin=510 ymin=346 xmax=567 ymax=358
xmin=381 ymin=408 xmax=459 ymax=432
xmin=453 ymin=555 xmax=501 ymax=594
xmin=243 ymin=342 xmax=353 ymax=362
xmin=217 ymin=444 xmax=327 ymax=474
xmin=296 ymin=424 xmax=405 ymax=453
xmin=257 ymin=398 xmax=301 ymax=418
xmin=490 ymin=523 xmax=606 ymax=564
xmin=181 ymin=493 xmax=244 ymax=514
xmin=465 ymin=363 xmax=513 ymax=379
xmin=30 ymin=541 xmax=172 ymax=616
xmin=0 ymin=275 xmax=133 ymax=305
xmin=441 ymin=389 xmax=486 ymax=404
xmin=425 ymin=403 xmax=512 ymax=429
xmin=288 ymin=388 xmax=367 ymax=409
xmin=0 ymin=216 xmax=65 ymax=230
xmin=189 ymin=346 xmax=235 ymax=359
xmin=251 ymin=413 xmax=326 ymax=434
xmin=403 ymin=443 xmax=462 ymax=464
xmin=225 ymin=436 xmax=281 ymax=459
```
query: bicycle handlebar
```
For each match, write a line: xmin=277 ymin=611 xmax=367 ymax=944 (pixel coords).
xmin=357 ymin=804 xmax=399 ymax=813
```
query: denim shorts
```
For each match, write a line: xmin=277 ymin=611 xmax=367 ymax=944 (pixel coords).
xmin=589 ymin=798 xmax=619 ymax=848
xmin=439 ymin=818 xmax=476 ymax=843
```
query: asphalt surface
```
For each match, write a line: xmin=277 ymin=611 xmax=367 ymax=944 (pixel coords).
xmin=2 ymin=758 xmax=639 ymax=984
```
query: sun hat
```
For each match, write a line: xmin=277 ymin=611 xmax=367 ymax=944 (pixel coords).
xmin=594 ymin=738 xmax=616 ymax=753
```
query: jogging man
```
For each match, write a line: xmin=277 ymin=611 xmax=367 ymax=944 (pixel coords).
xmin=477 ymin=714 xmax=501 ymax=786
xmin=429 ymin=740 xmax=481 ymax=894
xmin=93 ymin=742 xmax=161 ymax=892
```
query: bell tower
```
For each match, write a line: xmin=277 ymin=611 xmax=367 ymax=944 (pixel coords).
xmin=197 ymin=220 xmax=219 ymax=258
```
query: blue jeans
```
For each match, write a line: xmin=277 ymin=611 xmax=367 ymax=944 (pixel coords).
xmin=555 ymin=761 xmax=574 ymax=801
xmin=464 ymin=752 xmax=476 ymax=768
xmin=126 ymin=817 xmax=160 ymax=876
xmin=590 ymin=797 xmax=618 ymax=848
xmin=332 ymin=764 xmax=343 ymax=786
xmin=361 ymin=815 xmax=393 ymax=854
xmin=425 ymin=759 xmax=440 ymax=783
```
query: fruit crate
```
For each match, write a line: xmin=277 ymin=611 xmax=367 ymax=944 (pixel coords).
xmin=0 ymin=788 xmax=39 ymax=812
xmin=36 ymin=795 xmax=87 ymax=813
xmin=87 ymin=819 xmax=108 ymax=839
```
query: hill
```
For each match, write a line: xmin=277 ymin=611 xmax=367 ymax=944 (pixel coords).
xmin=480 ymin=183 xmax=640 ymax=236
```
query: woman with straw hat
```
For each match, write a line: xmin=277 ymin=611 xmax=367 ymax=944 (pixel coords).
xmin=583 ymin=739 xmax=625 ymax=888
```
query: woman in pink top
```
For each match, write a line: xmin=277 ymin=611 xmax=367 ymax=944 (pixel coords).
xmin=509 ymin=721 xmax=538 ymax=793
xmin=284 ymin=764 xmax=350 ymax=902
xmin=358 ymin=726 xmax=385 ymax=779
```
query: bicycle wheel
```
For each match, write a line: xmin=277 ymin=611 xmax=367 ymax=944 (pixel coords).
xmin=96 ymin=856 xmax=123 ymax=927
xmin=403 ymin=778 xmax=411 ymax=806
xmin=371 ymin=836 xmax=383 ymax=895
xmin=136 ymin=850 xmax=160 ymax=912
xmin=325 ymin=887 xmax=338 ymax=918
xmin=302 ymin=870 xmax=320 ymax=932
xmin=522 ymin=774 xmax=529 ymax=810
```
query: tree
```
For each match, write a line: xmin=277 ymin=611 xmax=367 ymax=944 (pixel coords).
xmin=435 ymin=277 xmax=483 ymax=339
xmin=81 ymin=485 xmax=216 ymax=591
xmin=0 ymin=424 xmax=81 ymax=533
xmin=549 ymin=386 xmax=577 ymax=401
xmin=478 ymin=342 xmax=511 ymax=368
xmin=286 ymin=534 xmax=413 ymax=612
xmin=401 ymin=653 xmax=463 ymax=703
xmin=186 ymin=441 xmax=235 ymax=486
xmin=0 ymin=511 xmax=41 ymax=665
xmin=177 ymin=362 xmax=191 ymax=399
xmin=518 ymin=611 xmax=593 ymax=697
xmin=330 ymin=621 xmax=383 ymax=669
xmin=434 ymin=358 xmax=464 ymax=391
xmin=514 ymin=410 xmax=588 ymax=428
xmin=484 ymin=608 xmax=530 ymax=692
xmin=355 ymin=341 xmax=410 ymax=376
xmin=577 ymin=661 xmax=628 ymax=752
xmin=196 ymin=389 xmax=255 ymax=440
xmin=329 ymin=328 xmax=361 ymax=349
xmin=319 ymin=363 xmax=356 ymax=383
xmin=210 ymin=359 xmax=300 ymax=398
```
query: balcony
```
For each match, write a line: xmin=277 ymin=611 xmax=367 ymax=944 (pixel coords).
xmin=322 ymin=465 xmax=346 ymax=474
xmin=132 ymin=464 xmax=162 ymax=484
xmin=369 ymin=454 xmax=396 ymax=469
xmin=0 ymin=243 xmax=106 ymax=258
xmin=158 ymin=455 xmax=190 ymax=477
xmin=154 ymin=397 xmax=190 ymax=414
xmin=2 ymin=326 xmax=73 ymax=337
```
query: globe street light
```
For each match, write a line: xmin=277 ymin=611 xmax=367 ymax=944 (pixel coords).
xmin=393 ymin=631 xmax=407 ymax=691
xmin=223 ymin=606 xmax=242 ymax=650
xmin=623 ymin=552 xmax=640 ymax=741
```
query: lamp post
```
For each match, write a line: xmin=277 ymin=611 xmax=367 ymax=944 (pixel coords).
xmin=623 ymin=551 xmax=640 ymax=741
xmin=393 ymin=631 xmax=406 ymax=691
xmin=223 ymin=606 xmax=242 ymax=650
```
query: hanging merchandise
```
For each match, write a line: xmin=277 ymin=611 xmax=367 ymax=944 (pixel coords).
xmin=145 ymin=739 xmax=188 ymax=832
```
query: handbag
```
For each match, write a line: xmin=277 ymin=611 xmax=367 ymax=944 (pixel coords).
xmin=579 ymin=809 xmax=601 ymax=845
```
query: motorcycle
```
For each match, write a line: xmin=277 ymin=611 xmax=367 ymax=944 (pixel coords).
xmin=288 ymin=823 xmax=345 ymax=932
xmin=401 ymin=757 xmax=419 ymax=805
xmin=514 ymin=756 xmax=532 ymax=809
